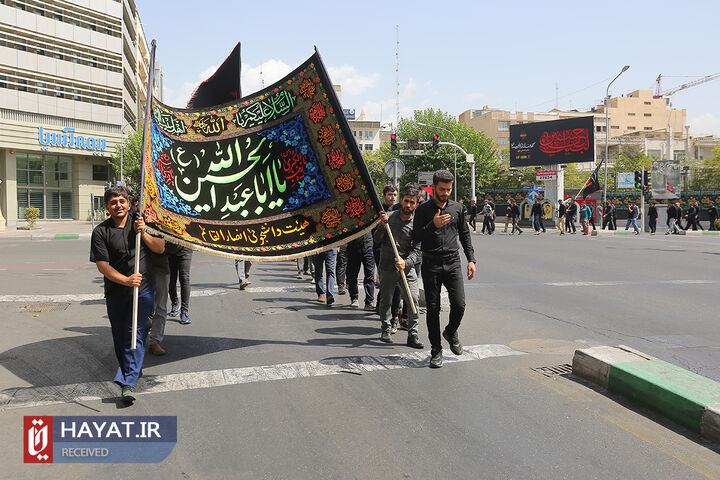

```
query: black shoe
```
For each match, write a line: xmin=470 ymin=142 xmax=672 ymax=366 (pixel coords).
xmin=337 ymin=286 xmax=347 ymax=295
xmin=326 ymin=296 xmax=335 ymax=307
xmin=398 ymin=318 xmax=408 ymax=331
xmin=429 ymin=350 xmax=443 ymax=368
xmin=442 ymin=329 xmax=463 ymax=355
xmin=380 ymin=330 xmax=393 ymax=343
xmin=121 ymin=385 xmax=135 ymax=403
xmin=407 ymin=334 xmax=424 ymax=349
xmin=390 ymin=317 xmax=399 ymax=334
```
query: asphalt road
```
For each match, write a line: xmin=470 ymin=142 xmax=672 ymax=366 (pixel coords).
xmin=1 ymin=231 xmax=719 ymax=479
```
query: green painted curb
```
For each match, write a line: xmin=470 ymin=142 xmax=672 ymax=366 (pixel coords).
xmin=54 ymin=234 xmax=80 ymax=240
xmin=702 ymin=231 xmax=720 ymax=236
xmin=614 ymin=231 xmax=634 ymax=235
xmin=608 ymin=359 xmax=720 ymax=433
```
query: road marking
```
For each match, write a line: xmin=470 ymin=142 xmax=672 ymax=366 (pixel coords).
xmin=0 ymin=344 xmax=524 ymax=411
xmin=545 ymin=279 xmax=718 ymax=287
xmin=42 ymin=268 xmax=72 ymax=271
xmin=0 ymin=288 xmax=230 ymax=303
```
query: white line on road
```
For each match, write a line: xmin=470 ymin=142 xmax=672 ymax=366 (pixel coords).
xmin=0 ymin=344 xmax=524 ymax=411
xmin=544 ymin=279 xmax=718 ymax=287
xmin=0 ymin=288 xmax=230 ymax=303
xmin=42 ymin=268 xmax=73 ymax=271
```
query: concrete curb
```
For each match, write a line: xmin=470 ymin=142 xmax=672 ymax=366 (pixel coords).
xmin=572 ymin=345 xmax=720 ymax=443
xmin=592 ymin=230 xmax=635 ymax=236
xmin=30 ymin=233 xmax=91 ymax=240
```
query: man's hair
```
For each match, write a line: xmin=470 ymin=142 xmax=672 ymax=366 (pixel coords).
xmin=432 ymin=169 xmax=454 ymax=185
xmin=382 ymin=185 xmax=398 ymax=195
xmin=401 ymin=182 xmax=421 ymax=200
xmin=104 ymin=185 xmax=129 ymax=204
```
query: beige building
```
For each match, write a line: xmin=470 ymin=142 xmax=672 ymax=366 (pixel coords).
xmin=594 ymin=89 xmax=685 ymax=139
xmin=0 ymin=0 xmax=157 ymax=227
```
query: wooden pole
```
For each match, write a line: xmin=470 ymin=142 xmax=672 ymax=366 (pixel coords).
xmin=382 ymin=221 xmax=417 ymax=315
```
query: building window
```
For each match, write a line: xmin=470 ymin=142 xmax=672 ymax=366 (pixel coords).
xmin=497 ymin=137 xmax=509 ymax=145
xmin=611 ymin=126 xmax=619 ymax=129
xmin=628 ymin=112 xmax=635 ymax=116
xmin=644 ymin=101 xmax=651 ymax=105
xmin=627 ymin=126 xmax=636 ymax=130
xmin=644 ymin=113 xmax=652 ymax=117
xmin=365 ymin=144 xmax=373 ymax=151
xmin=644 ymin=127 xmax=652 ymax=130
xmin=498 ymin=121 xmax=509 ymax=131
xmin=93 ymin=164 xmax=109 ymax=181
xmin=17 ymin=78 xmax=28 ymax=92
xmin=16 ymin=152 xmax=74 ymax=219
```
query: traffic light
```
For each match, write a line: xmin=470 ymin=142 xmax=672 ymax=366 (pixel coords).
xmin=390 ymin=133 xmax=397 ymax=151
xmin=634 ymin=170 xmax=642 ymax=189
xmin=432 ymin=134 xmax=439 ymax=152
xmin=643 ymin=170 xmax=649 ymax=190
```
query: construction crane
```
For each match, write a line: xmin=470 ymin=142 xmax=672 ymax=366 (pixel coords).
xmin=653 ymin=72 xmax=720 ymax=99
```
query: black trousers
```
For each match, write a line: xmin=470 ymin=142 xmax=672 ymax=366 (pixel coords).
xmin=468 ymin=215 xmax=476 ymax=231
xmin=649 ymin=218 xmax=657 ymax=233
xmin=336 ymin=244 xmax=348 ymax=287
xmin=169 ymin=248 xmax=193 ymax=313
xmin=347 ymin=237 xmax=375 ymax=305
xmin=481 ymin=217 xmax=492 ymax=234
xmin=421 ymin=257 xmax=466 ymax=353
xmin=566 ymin=215 xmax=576 ymax=232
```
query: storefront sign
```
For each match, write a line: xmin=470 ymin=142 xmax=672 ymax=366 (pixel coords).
xmin=535 ymin=170 xmax=557 ymax=180
xmin=38 ymin=127 xmax=107 ymax=156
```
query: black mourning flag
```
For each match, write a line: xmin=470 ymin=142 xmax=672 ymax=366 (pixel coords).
xmin=186 ymin=42 xmax=241 ymax=109
xmin=580 ymin=162 xmax=602 ymax=199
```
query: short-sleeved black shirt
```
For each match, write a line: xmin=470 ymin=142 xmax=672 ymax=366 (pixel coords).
xmin=90 ymin=214 xmax=155 ymax=297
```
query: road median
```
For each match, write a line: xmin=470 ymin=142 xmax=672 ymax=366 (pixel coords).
xmin=572 ymin=345 xmax=720 ymax=443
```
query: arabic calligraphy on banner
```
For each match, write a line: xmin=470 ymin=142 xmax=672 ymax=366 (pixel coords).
xmin=509 ymin=116 xmax=595 ymax=167
xmin=538 ymin=129 xmax=589 ymax=154
xmin=142 ymin=50 xmax=383 ymax=260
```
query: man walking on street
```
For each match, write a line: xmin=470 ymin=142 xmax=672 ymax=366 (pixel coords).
xmin=90 ymin=186 xmax=165 ymax=403
xmin=412 ymin=170 xmax=476 ymax=369
xmin=625 ymin=201 xmax=640 ymax=235
xmin=510 ymin=199 xmax=522 ymax=234
xmin=557 ymin=199 xmax=566 ymax=234
xmin=468 ymin=200 xmax=478 ymax=232
xmin=708 ymin=203 xmax=718 ymax=230
xmin=566 ymin=199 xmax=577 ymax=234
xmin=666 ymin=201 xmax=681 ymax=235
xmin=648 ymin=201 xmax=658 ymax=235
xmin=481 ymin=199 xmax=493 ymax=234
xmin=374 ymin=183 xmax=424 ymax=348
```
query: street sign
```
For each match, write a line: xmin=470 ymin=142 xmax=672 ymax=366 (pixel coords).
xmin=406 ymin=139 xmax=419 ymax=150
xmin=535 ymin=170 xmax=557 ymax=180
xmin=418 ymin=171 xmax=434 ymax=186
xmin=384 ymin=158 xmax=405 ymax=180
xmin=522 ymin=184 xmax=533 ymax=190
xmin=617 ymin=172 xmax=633 ymax=189
xmin=466 ymin=154 xmax=475 ymax=163
xmin=399 ymin=149 xmax=424 ymax=156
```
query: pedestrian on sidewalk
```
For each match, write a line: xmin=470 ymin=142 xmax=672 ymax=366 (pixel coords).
xmin=510 ymin=199 xmax=522 ymax=234
xmin=625 ymin=201 xmax=640 ymax=234
xmin=234 ymin=259 xmax=252 ymax=290
xmin=580 ymin=202 xmax=592 ymax=235
xmin=708 ymin=203 xmax=718 ymax=230
xmin=481 ymin=200 xmax=493 ymax=234
xmin=648 ymin=201 xmax=658 ymax=235
xmin=313 ymin=248 xmax=337 ymax=306
xmin=168 ymin=245 xmax=192 ymax=325
xmin=602 ymin=200 xmax=616 ymax=230
xmin=468 ymin=200 xmax=478 ymax=232
xmin=412 ymin=170 xmax=476 ymax=368
xmin=666 ymin=201 xmax=681 ymax=234
xmin=566 ymin=199 xmax=577 ymax=234
xmin=556 ymin=199 xmax=566 ymax=235
xmin=695 ymin=202 xmax=705 ymax=231
xmin=503 ymin=201 xmax=512 ymax=233
xmin=488 ymin=197 xmax=496 ymax=233
xmin=531 ymin=199 xmax=543 ymax=235
xmin=90 ymin=186 xmax=165 ymax=403
xmin=374 ymin=183 xmax=424 ymax=348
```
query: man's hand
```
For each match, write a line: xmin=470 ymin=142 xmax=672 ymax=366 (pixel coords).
xmin=467 ymin=262 xmax=476 ymax=280
xmin=126 ymin=273 xmax=142 ymax=287
xmin=134 ymin=216 xmax=146 ymax=233
xmin=433 ymin=210 xmax=451 ymax=228
xmin=395 ymin=258 xmax=406 ymax=271
xmin=380 ymin=211 xmax=389 ymax=224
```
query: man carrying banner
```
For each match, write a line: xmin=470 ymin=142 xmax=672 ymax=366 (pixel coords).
xmin=374 ymin=183 xmax=424 ymax=348
xmin=413 ymin=170 xmax=476 ymax=368
xmin=90 ymin=186 xmax=165 ymax=402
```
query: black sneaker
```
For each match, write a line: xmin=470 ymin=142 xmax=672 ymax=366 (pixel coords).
xmin=121 ymin=385 xmax=135 ymax=403
xmin=398 ymin=318 xmax=408 ymax=331
xmin=337 ymin=285 xmax=347 ymax=295
xmin=380 ymin=330 xmax=393 ymax=343
xmin=406 ymin=334 xmax=424 ymax=349
xmin=442 ymin=329 xmax=463 ymax=355
xmin=363 ymin=303 xmax=376 ymax=312
xmin=326 ymin=296 xmax=335 ymax=307
xmin=429 ymin=350 xmax=443 ymax=368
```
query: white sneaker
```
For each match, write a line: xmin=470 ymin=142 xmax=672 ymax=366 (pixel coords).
xmin=350 ymin=299 xmax=359 ymax=308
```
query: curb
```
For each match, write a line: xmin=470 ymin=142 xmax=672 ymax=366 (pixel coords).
xmin=592 ymin=230 xmax=636 ymax=236
xmin=572 ymin=345 xmax=720 ymax=443
xmin=30 ymin=233 xmax=91 ymax=240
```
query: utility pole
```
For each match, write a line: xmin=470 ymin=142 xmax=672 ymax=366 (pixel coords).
xmin=395 ymin=25 xmax=400 ymax=130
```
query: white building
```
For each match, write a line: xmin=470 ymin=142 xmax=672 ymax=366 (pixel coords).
xmin=0 ymin=0 xmax=156 ymax=227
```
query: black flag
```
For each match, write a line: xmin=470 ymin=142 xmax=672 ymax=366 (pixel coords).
xmin=186 ymin=42 xmax=241 ymax=109
xmin=579 ymin=162 xmax=602 ymax=199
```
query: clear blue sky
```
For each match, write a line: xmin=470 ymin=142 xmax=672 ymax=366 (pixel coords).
xmin=137 ymin=0 xmax=720 ymax=136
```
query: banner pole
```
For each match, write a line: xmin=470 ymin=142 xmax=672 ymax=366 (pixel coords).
xmin=131 ymin=39 xmax=157 ymax=350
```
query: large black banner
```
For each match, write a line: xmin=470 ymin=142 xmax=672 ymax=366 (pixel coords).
xmin=509 ymin=116 xmax=595 ymax=167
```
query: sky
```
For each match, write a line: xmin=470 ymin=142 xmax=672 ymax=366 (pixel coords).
xmin=137 ymin=0 xmax=720 ymax=136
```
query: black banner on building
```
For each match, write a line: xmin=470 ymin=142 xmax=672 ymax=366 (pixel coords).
xmin=509 ymin=116 xmax=594 ymax=167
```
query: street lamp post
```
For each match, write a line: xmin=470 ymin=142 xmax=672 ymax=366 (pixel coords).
xmin=418 ymin=122 xmax=458 ymax=201
xmin=119 ymin=122 xmax=134 ymax=186
xmin=603 ymin=65 xmax=630 ymax=207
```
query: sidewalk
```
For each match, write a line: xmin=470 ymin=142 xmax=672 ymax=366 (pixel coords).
xmin=0 ymin=220 xmax=95 ymax=240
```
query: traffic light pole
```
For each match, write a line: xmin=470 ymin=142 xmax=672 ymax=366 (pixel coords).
xmin=640 ymin=166 xmax=645 ymax=233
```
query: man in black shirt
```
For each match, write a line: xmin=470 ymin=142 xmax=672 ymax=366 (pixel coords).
xmin=708 ymin=203 xmax=718 ymax=230
xmin=557 ymin=200 xmax=566 ymax=235
xmin=510 ymin=199 xmax=522 ymax=234
xmin=412 ymin=170 xmax=476 ymax=368
xmin=90 ymin=186 xmax=165 ymax=402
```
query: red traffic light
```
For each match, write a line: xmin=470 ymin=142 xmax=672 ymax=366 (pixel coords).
xmin=432 ymin=134 xmax=439 ymax=140
xmin=391 ymin=134 xmax=396 ymax=140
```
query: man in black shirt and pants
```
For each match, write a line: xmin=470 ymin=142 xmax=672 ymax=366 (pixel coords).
xmin=413 ymin=170 xmax=476 ymax=368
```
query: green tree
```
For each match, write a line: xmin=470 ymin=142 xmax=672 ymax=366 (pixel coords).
xmin=366 ymin=108 xmax=497 ymax=201
xmin=108 ymin=126 xmax=143 ymax=193
xmin=613 ymin=144 xmax=652 ymax=173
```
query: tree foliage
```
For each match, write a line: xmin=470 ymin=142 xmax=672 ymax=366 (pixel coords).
xmin=108 ymin=127 xmax=144 ymax=193
xmin=365 ymin=108 xmax=498 ymax=201
xmin=613 ymin=144 xmax=652 ymax=173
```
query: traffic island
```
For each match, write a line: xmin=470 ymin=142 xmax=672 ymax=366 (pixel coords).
xmin=572 ymin=345 xmax=720 ymax=443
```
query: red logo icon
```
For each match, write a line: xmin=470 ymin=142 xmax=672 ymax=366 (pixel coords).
xmin=24 ymin=416 xmax=53 ymax=463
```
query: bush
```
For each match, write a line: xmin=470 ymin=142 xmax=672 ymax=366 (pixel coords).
xmin=24 ymin=207 xmax=40 ymax=228
xmin=715 ymin=219 xmax=720 ymax=230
